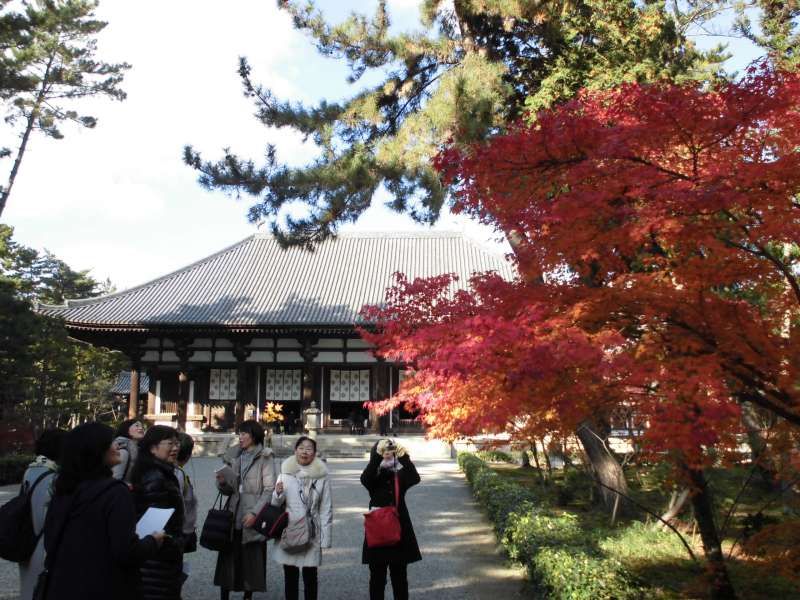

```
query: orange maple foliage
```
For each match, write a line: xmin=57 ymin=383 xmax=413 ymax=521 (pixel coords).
xmin=362 ymin=64 xmax=800 ymax=469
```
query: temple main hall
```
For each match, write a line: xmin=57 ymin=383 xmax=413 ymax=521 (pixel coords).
xmin=40 ymin=232 xmax=513 ymax=434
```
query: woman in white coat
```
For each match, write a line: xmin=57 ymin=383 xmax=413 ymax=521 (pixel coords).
xmin=271 ymin=436 xmax=332 ymax=600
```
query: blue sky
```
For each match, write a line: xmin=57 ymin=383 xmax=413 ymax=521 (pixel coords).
xmin=1 ymin=1 xmax=763 ymax=290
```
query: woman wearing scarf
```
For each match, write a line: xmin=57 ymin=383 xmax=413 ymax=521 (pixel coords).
xmin=361 ymin=439 xmax=421 ymax=600
xmin=111 ymin=418 xmax=145 ymax=485
xmin=271 ymin=435 xmax=332 ymax=600
xmin=214 ymin=420 xmax=277 ymax=600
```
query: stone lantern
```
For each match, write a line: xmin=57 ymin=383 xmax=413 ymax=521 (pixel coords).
xmin=303 ymin=401 xmax=322 ymax=440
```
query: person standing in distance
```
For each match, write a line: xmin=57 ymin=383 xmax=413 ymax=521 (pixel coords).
xmin=361 ymin=439 xmax=421 ymax=600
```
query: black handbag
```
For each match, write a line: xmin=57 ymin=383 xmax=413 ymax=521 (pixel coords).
xmin=200 ymin=492 xmax=234 ymax=552
xmin=251 ymin=503 xmax=288 ymax=540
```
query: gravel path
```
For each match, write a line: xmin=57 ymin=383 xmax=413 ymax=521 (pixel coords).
xmin=0 ymin=457 xmax=526 ymax=599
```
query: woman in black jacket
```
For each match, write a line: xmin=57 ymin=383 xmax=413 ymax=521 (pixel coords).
xmin=361 ymin=439 xmax=421 ymax=600
xmin=131 ymin=425 xmax=185 ymax=600
xmin=42 ymin=422 xmax=163 ymax=600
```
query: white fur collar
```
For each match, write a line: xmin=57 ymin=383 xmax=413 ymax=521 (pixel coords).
xmin=281 ymin=455 xmax=327 ymax=479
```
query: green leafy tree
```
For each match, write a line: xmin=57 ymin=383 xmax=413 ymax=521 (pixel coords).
xmin=185 ymin=0 xmax=724 ymax=247
xmin=184 ymin=0 xmax=729 ymax=507
xmin=0 ymin=0 xmax=130 ymax=217
xmin=735 ymin=0 xmax=800 ymax=68
xmin=0 ymin=225 xmax=126 ymax=429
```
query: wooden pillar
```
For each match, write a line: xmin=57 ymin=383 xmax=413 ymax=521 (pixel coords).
xmin=234 ymin=362 xmax=247 ymax=427
xmin=232 ymin=338 xmax=252 ymax=428
xmin=370 ymin=362 xmax=390 ymax=434
xmin=176 ymin=371 xmax=188 ymax=432
xmin=175 ymin=340 xmax=194 ymax=432
xmin=128 ymin=367 xmax=140 ymax=419
xmin=299 ymin=338 xmax=318 ymax=429
xmin=146 ymin=369 xmax=157 ymax=418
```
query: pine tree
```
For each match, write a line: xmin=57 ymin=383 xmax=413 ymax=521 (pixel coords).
xmin=0 ymin=225 xmax=126 ymax=428
xmin=0 ymin=0 xmax=130 ymax=217
xmin=735 ymin=0 xmax=800 ymax=68
xmin=185 ymin=0 xmax=724 ymax=247
xmin=185 ymin=0 xmax=728 ymax=509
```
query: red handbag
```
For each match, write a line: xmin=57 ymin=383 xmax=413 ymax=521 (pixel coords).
xmin=364 ymin=472 xmax=402 ymax=548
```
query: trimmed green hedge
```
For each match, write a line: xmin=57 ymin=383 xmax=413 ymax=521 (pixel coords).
xmin=0 ymin=454 xmax=35 ymax=486
xmin=458 ymin=452 xmax=642 ymax=600
xmin=475 ymin=449 xmax=514 ymax=463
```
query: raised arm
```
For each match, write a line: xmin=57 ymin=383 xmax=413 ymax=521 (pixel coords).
xmin=398 ymin=454 xmax=420 ymax=490
xmin=360 ymin=452 xmax=382 ymax=490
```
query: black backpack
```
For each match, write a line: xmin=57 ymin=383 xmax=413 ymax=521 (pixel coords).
xmin=0 ymin=470 xmax=52 ymax=562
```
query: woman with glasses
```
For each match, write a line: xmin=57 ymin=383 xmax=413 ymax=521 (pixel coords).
xmin=214 ymin=420 xmax=277 ymax=600
xmin=131 ymin=425 xmax=185 ymax=600
xmin=271 ymin=435 xmax=332 ymax=600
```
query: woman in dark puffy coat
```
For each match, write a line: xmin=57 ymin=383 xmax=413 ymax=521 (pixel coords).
xmin=361 ymin=439 xmax=421 ymax=600
xmin=131 ymin=425 xmax=185 ymax=600
xmin=42 ymin=422 xmax=163 ymax=600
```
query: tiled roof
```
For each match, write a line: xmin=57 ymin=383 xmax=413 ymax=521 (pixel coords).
xmin=39 ymin=232 xmax=515 ymax=330
xmin=110 ymin=371 xmax=151 ymax=395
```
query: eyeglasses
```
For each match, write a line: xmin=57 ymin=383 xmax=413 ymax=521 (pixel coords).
xmin=157 ymin=440 xmax=178 ymax=448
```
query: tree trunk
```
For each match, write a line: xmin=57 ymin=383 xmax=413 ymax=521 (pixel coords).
xmin=659 ymin=488 xmax=690 ymax=531
xmin=541 ymin=437 xmax=553 ymax=477
xmin=686 ymin=467 xmax=737 ymax=599
xmin=576 ymin=419 xmax=632 ymax=515
xmin=519 ymin=446 xmax=532 ymax=468
xmin=740 ymin=402 xmax=778 ymax=490
xmin=0 ymin=55 xmax=53 ymax=218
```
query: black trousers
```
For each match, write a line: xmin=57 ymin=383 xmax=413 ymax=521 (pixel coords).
xmin=369 ymin=562 xmax=408 ymax=600
xmin=283 ymin=565 xmax=318 ymax=600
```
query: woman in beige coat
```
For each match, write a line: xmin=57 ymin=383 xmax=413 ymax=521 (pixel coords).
xmin=214 ymin=420 xmax=277 ymax=600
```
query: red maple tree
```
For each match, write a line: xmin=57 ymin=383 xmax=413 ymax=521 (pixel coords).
xmin=362 ymin=64 xmax=800 ymax=598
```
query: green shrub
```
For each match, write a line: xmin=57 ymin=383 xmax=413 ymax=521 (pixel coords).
xmin=458 ymin=452 xmax=642 ymax=600
xmin=0 ymin=454 xmax=34 ymax=485
xmin=503 ymin=510 xmax=584 ymax=562
xmin=475 ymin=449 xmax=514 ymax=463
xmin=532 ymin=546 xmax=641 ymax=600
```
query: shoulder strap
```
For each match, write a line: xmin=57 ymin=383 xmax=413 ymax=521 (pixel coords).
xmin=238 ymin=453 xmax=259 ymax=483
xmin=25 ymin=470 xmax=52 ymax=498
xmin=394 ymin=472 xmax=400 ymax=509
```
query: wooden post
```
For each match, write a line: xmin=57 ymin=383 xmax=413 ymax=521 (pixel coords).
xmin=128 ymin=368 xmax=140 ymax=419
xmin=299 ymin=338 xmax=318 ymax=430
xmin=234 ymin=362 xmax=247 ymax=428
xmin=175 ymin=340 xmax=194 ymax=432
xmin=176 ymin=370 xmax=188 ymax=432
